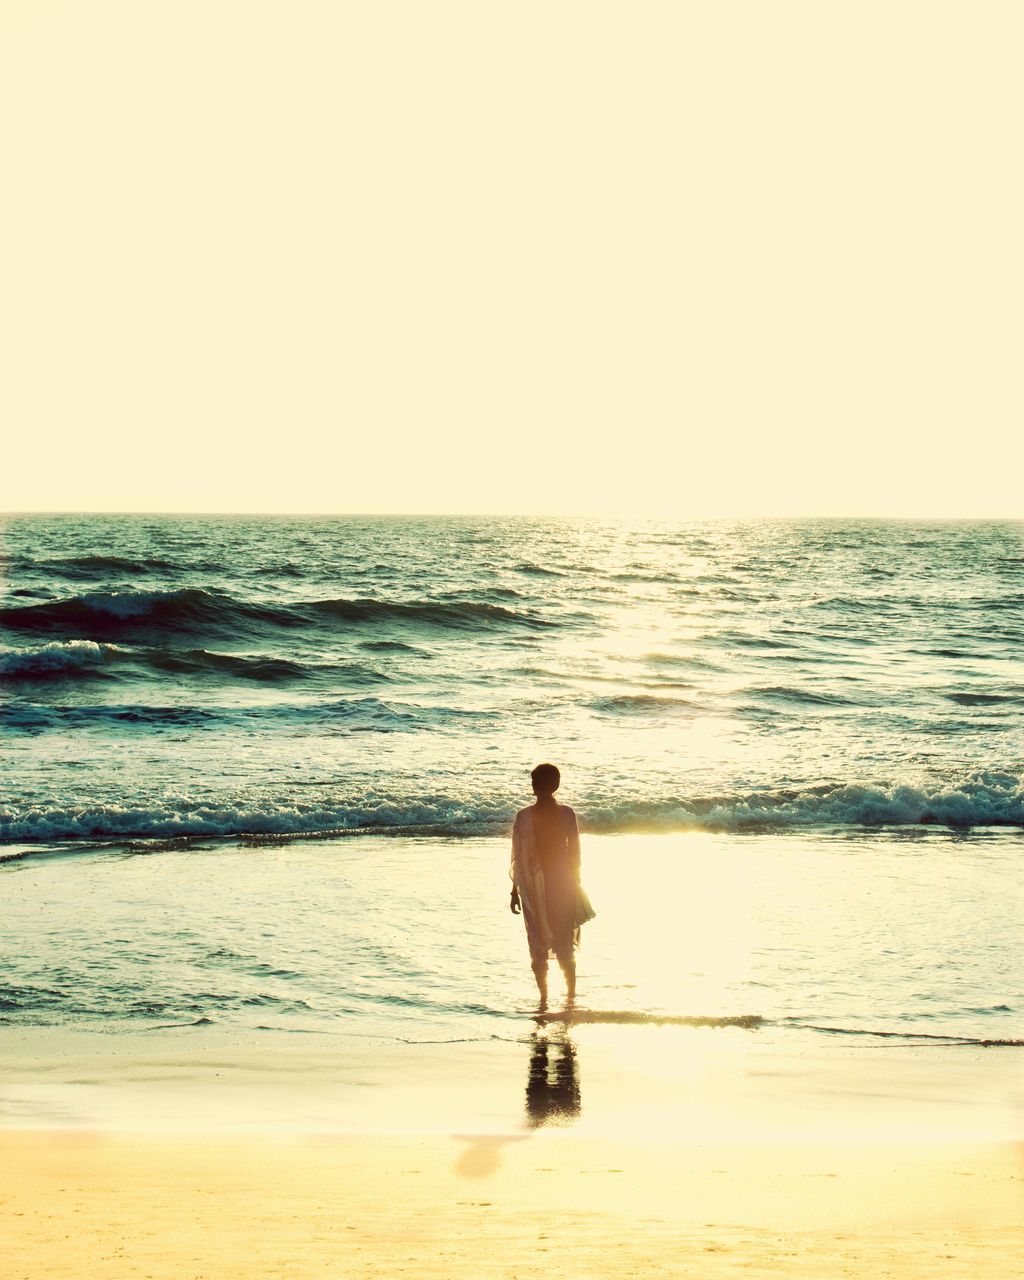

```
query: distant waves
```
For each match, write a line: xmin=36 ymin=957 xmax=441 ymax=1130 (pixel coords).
xmin=2 ymin=514 xmax=1023 ymax=847
xmin=0 ymin=588 xmax=561 ymax=639
xmin=0 ymin=639 xmax=383 ymax=686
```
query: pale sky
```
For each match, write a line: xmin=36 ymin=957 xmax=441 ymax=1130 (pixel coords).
xmin=1 ymin=2 xmax=1021 ymax=517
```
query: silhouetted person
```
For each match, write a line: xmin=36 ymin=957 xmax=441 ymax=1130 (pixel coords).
xmin=509 ymin=763 xmax=582 ymax=1009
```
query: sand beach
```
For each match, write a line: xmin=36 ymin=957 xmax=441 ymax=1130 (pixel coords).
xmin=3 ymin=997 xmax=1023 ymax=1278
xmin=3 ymin=1128 xmax=1022 ymax=1279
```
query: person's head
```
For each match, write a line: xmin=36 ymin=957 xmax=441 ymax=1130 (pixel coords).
xmin=531 ymin=762 xmax=560 ymax=798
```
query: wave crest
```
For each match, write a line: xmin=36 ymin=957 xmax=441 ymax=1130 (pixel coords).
xmin=588 ymin=694 xmax=700 ymax=716
xmin=40 ymin=555 xmax=183 ymax=577
xmin=2 ymin=772 xmax=1021 ymax=842
xmin=583 ymin=773 xmax=1024 ymax=830
xmin=0 ymin=640 xmax=116 ymax=679
xmin=0 ymin=589 xmax=555 ymax=637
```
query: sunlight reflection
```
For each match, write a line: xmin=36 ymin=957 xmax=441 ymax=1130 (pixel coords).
xmin=581 ymin=832 xmax=769 ymax=1022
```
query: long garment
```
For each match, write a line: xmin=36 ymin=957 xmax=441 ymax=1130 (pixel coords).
xmin=510 ymin=803 xmax=581 ymax=967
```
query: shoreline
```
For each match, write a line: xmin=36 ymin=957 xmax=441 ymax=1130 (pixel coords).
xmin=5 ymin=825 xmax=1022 ymax=1274
xmin=3 ymin=1020 xmax=1021 ymax=1143
xmin=2 ymin=820 xmax=1023 ymax=857
xmin=4 ymin=1013 xmax=1023 ymax=1277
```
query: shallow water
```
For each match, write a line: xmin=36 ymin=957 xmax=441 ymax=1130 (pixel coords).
xmin=3 ymin=831 xmax=1021 ymax=1047
xmin=3 ymin=516 xmax=1022 ymax=1057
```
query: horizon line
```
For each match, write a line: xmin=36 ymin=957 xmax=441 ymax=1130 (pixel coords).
xmin=1 ymin=510 xmax=1021 ymax=523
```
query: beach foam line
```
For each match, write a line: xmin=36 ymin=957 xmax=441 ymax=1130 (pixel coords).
xmin=780 ymin=1021 xmax=1024 ymax=1047
xmin=534 ymin=1012 xmax=1023 ymax=1046
xmin=536 ymin=1011 xmax=763 ymax=1029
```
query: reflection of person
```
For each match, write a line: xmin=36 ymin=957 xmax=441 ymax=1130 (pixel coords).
xmin=509 ymin=763 xmax=581 ymax=1009
xmin=525 ymin=1030 xmax=581 ymax=1128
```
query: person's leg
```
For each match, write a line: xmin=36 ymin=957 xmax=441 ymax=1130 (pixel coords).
xmin=556 ymin=950 xmax=576 ymax=1004
xmin=531 ymin=959 xmax=549 ymax=1010
xmin=523 ymin=906 xmax=549 ymax=1010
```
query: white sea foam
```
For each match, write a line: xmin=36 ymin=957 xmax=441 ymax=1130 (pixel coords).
xmin=2 ymin=773 xmax=1020 ymax=842
xmin=0 ymin=640 xmax=114 ymax=676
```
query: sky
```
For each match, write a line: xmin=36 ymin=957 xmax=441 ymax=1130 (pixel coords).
xmin=1 ymin=1 xmax=1021 ymax=518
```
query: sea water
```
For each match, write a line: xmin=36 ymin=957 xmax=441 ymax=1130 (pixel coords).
xmin=1 ymin=516 xmax=1022 ymax=1047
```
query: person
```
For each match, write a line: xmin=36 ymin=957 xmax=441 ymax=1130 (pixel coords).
xmin=509 ymin=763 xmax=582 ymax=1009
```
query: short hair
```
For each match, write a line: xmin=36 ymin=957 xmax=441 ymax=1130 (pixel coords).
xmin=531 ymin=762 xmax=560 ymax=794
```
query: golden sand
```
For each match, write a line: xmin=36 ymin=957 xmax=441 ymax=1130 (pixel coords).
xmin=3 ymin=1131 xmax=1022 ymax=1279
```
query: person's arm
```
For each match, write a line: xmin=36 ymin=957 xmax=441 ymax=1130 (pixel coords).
xmin=510 ymin=814 xmax=522 ymax=912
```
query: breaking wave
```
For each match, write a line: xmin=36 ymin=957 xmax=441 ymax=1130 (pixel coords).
xmin=582 ymin=774 xmax=1024 ymax=831
xmin=2 ymin=772 xmax=1020 ymax=842
xmin=0 ymin=640 xmax=118 ymax=679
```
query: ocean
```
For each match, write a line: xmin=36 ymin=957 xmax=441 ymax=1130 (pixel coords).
xmin=1 ymin=515 xmax=1022 ymax=1051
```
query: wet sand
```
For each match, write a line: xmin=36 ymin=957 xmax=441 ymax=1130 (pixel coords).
xmin=2 ymin=1023 xmax=1023 ymax=1277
